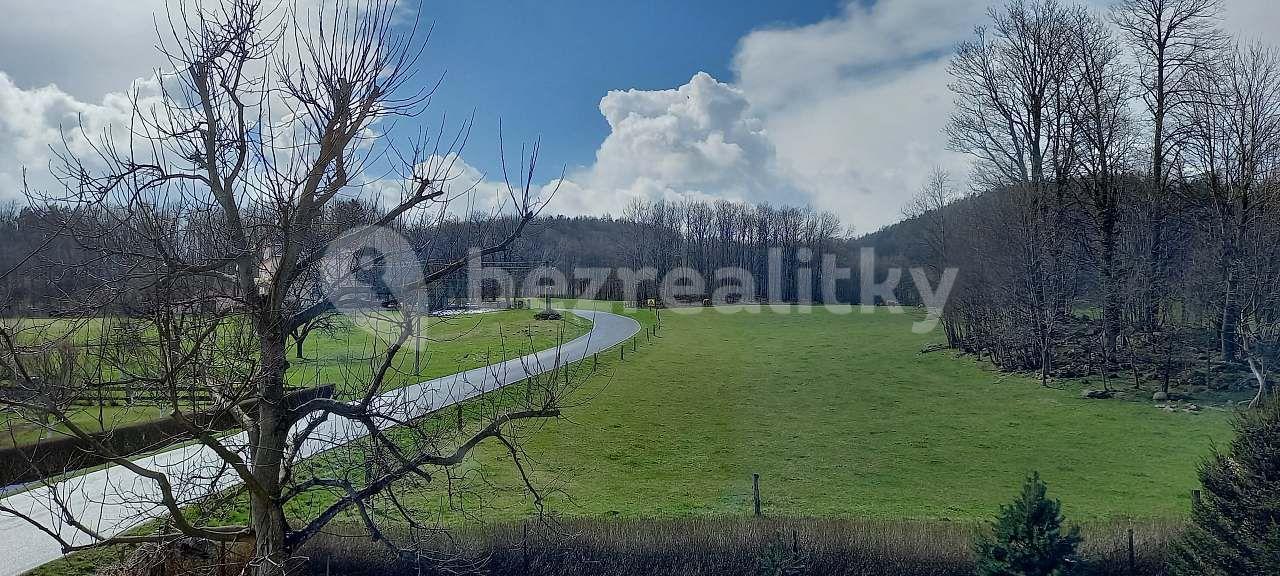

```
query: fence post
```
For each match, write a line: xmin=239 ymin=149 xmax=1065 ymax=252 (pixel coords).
xmin=1127 ymin=527 xmax=1135 ymax=575
xmin=1192 ymin=489 xmax=1202 ymax=509
xmin=593 ymin=352 xmax=598 ymax=369
xmin=753 ymin=473 xmax=762 ymax=517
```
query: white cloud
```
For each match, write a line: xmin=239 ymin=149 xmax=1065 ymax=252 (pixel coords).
xmin=732 ymin=0 xmax=989 ymax=232
xmin=2 ymin=0 xmax=1276 ymax=230
xmin=735 ymin=0 xmax=986 ymax=111
xmin=550 ymin=71 xmax=797 ymax=217
xmin=542 ymin=1 xmax=986 ymax=231
xmin=0 ymin=0 xmax=166 ymax=101
xmin=0 ymin=72 xmax=163 ymax=201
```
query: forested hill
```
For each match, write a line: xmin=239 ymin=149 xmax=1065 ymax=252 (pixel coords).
xmin=1 ymin=199 xmax=902 ymax=313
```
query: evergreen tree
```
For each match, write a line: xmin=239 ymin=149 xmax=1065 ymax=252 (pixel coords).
xmin=975 ymin=472 xmax=1082 ymax=576
xmin=1171 ymin=401 xmax=1280 ymax=575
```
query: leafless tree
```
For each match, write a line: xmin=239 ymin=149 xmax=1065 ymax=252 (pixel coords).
xmin=1065 ymin=9 xmax=1137 ymax=358
xmin=0 ymin=2 xmax=563 ymax=575
xmin=1182 ymin=42 xmax=1280 ymax=362
xmin=903 ymin=167 xmax=959 ymax=280
xmin=1112 ymin=0 xmax=1228 ymax=327
xmin=947 ymin=0 xmax=1082 ymax=385
xmin=947 ymin=0 xmax=1079 ymax=192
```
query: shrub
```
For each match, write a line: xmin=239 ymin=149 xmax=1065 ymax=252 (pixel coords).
xmin=283 ymin=516 xmax=1170 ymax=576
xmin=975 ymin=472 xmax=1082 ymax=576
xmin=756 ymin=531 xmax=804 ymax=576
xmin=1170 ymin=400 xmax=1280 ymax=576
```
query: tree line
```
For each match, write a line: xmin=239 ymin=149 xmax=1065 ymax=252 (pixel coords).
xmin=0 ymin=197 xmax=868 ymax=313
xmin=905 ymin=0 xmax=1279 ymax=397
xmin=421 ymin=199 xmax=855 ymax=304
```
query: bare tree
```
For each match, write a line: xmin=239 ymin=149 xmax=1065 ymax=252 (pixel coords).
xmin=903 ymin=167 xmax=959 ymax=280
xmin=1065 ymin=9 xmax=1137 ymax=358
xmin=1182 ymin=42 xmax=1280 ymax=362
xmin=947 ymin=0 xmax=1081 ymax=385
xmin=1112 ymin=0 xmax=1227 ymax=327
xmin=947 ymin=0 xmax=1079 ymax=192
xmin=0 ymin=2 xmax=562 ymax=575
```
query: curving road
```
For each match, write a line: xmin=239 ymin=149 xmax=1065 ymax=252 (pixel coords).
xmin=0 ymin=309 xmax=639 ymax=576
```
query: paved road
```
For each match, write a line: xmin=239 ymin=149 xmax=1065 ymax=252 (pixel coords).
xmin=0 ymin=309 xmax=639 ymax=576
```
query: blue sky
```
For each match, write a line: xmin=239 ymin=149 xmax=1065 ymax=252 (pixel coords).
xmin=0 ymin=0 xmax=1275 ymax=230
xmin=408 ymin=1 xmax=845 ymax=178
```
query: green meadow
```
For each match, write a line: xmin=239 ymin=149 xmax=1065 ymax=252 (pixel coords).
xmin=27 ymin=303 xmax=1236 ymax=575
xmin=1 ymin=309 xmax=588 ymax=447
xmin=394 ymin=302 xmax=1230 ymax=522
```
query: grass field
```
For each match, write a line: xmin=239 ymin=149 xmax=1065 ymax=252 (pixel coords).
xmin=384 ymin=302 xmax=1231 ymax=523
xmin=21 ymin=303 xmax=1238 ymax=575
xmin=290 ymin=309 xmax=590 ymax=394
xmin=1 ymin=309 xmax=589 ymax=447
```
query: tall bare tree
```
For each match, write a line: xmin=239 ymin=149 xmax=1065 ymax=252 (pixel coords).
xmin=1065 ymin=9 xmax=1137 ymax=357
xmin=903 ymin=167 xmax=959 ymax=280
xmin=0 ymin=2 xmax=561 ymax=575
xmin=1182 ymin=42 xmax=1280 ymax=361
xmin=947 ymin=0 xmax=1081 ymax=385
xmin=1112 ymin=0 xmax=1227 ymax=327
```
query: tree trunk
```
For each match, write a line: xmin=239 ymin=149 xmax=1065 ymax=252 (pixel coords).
xmin=1247 ymin=359 xmax=1268 ymax=409
xmin=294 ymin=329 xmax=307 ymax=359
xmin=251 ymin=328 xmax=290 ymax=576
xmin=1145 ymin=218 xmax=1164 ymax=328
xmin=1144 ymin=54 xmax=1167 ymax=330
xmin=250 ymin=493 xmax=289 ymax=576
xmin=1100 ymin=215 xmax=1120 ymax=358
xmin=1220 ymin=231 xmax=1241 ymax=361
xmin=1220 ymin=273 xmax=1240 ymax=362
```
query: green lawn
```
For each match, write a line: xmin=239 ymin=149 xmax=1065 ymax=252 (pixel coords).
xmin=288 ymin=309 xmax=590 ymax=395
xmin=1 ymin=309 xmax=589 ymax=447
xmin=390 ymin=303 xmax=1230 ymax=523
xmin=24 ymin=302 xmax=1236 ymax=576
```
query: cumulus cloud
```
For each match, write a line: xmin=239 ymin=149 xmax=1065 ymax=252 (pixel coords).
xmin=548 ymin=1 xmax=987 ymax=230
xmin=551 ymin=72 xmax=798 ymax=216
xmin=0 ymin=0 xmax=167 ymax=101
xmin=0 ymin=72 xmax=163 ymax=201
xmin=731 ymin=0 xmax=990 ymax=232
